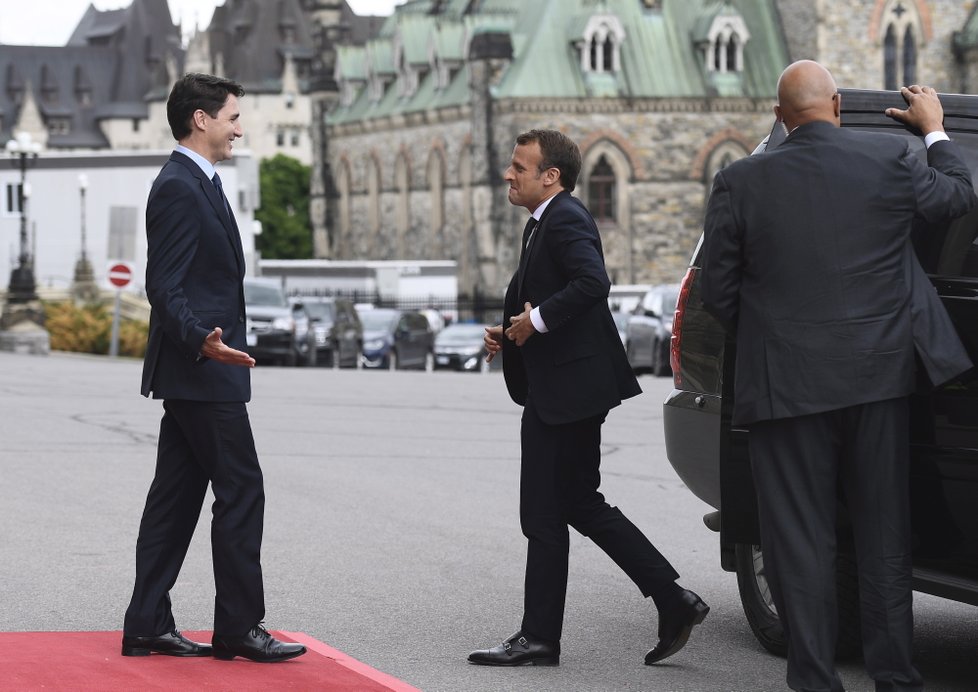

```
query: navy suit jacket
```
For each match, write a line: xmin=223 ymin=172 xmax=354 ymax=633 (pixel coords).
xmin=502 ymin=190 xmax=641 ymax=424
xmin=140 ymin=151 xmax=250 ymax=402
xmin=701 ymin=122 xmax=975 ymax=425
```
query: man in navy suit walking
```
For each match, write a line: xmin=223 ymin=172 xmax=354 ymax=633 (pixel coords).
xmin=469 ymin=129 xmax=708 ymax=667
xmin=122 ymin=73 xmax=304 ymax=663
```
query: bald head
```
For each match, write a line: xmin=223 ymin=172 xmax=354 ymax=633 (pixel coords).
xmin=775 ymin=60 xmax=840 ymax=130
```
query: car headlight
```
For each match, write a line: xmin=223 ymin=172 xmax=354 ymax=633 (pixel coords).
xmin=364 ymin=339 xmax=385 ymax=351
xmin=272 ymin=316 xmax=295 ymax=332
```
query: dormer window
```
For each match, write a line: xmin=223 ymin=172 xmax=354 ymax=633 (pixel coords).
xmin=579 ymin=14 xmax=626 ymax=74
xmin=702 ymin=10 xmax=750 ymax=74
xmin=40 ymin=65 xmax=59 ymax=104
xmin=74 ymin=66 xmax=92 ymax=107
xmin=47 ymin=117 xmax=70 ymax=136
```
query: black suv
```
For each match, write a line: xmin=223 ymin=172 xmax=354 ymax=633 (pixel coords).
xmin=664 ymin=89 xmax=978 ymax=657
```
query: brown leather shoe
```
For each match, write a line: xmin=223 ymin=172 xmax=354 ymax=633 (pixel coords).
xmin=212 ymin=623 xmax=306 ymax=663
xmin=468 ymin=631 xmax=560 ymax=666
xmin=121 ymin=629 xmax=212 ymax=657
xmin=645 ymin=589 xmax=710 ymax=664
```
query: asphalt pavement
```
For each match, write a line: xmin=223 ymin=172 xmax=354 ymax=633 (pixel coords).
xmin=0 ymin=351 xmax=974 ymax=691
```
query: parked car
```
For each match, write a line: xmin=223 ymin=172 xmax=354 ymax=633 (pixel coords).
xmin=624 ymin=284 xmax=679 ymax=376
xmin=358 ymin=307 xmax=434 ymax=370
xmin=663 ymin=89 xmax=978 ymax=658
xmin=244 ymin=278 xmax=308 ymax=367
xmin=608 ymin=283 xmax=652 ymax=313
xmin=295 ymin=296 xmax=363 ymax=368
xmin=433 ymin=323 xmax=496 ymax=372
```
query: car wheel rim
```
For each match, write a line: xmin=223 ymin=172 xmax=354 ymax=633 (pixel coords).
xmin=751 ymin=545 xmax=778 ymax=616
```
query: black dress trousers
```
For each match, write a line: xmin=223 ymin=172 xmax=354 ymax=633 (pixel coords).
xmin=749 ymin=398 xmax=922 ymax=692
xmin=518 ymin=394 xmax=679 ymax=642
xmin=123 ymin=399 xmax=266 ymax=637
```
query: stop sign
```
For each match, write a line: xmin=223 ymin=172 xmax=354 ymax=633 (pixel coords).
xmin=108 ymin=263 xmax=132 ymax=288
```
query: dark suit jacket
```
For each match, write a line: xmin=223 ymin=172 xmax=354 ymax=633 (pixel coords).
xmin=502 ymin=190 xmax=640 ymax=425
xmin=140 ymin=151 xmax=250 ymax=402
xmin=701 ymin=121 xmax=975 ymax=425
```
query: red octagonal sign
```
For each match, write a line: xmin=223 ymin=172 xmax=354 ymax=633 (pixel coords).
xmin=108 ymin=263 xmax=132 ymax=288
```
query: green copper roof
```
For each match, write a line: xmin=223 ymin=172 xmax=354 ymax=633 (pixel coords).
xmin=328 ymin=0 xmax=788 ymax=125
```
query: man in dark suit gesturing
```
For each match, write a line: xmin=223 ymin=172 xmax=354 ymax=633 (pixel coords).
xmin=122 ymin=73 xmax=305 ymax=663
xmin=701 ymin=61 xmax=975 ymax=691
xmin=469 ymin=129 xmax=708 ymax=667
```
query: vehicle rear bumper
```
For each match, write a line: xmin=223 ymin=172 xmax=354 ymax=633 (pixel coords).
xmin=663 ymin=388 xmax=722 ymax=509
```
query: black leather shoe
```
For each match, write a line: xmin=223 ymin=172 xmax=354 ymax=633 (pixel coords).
xmin=121 ymin=629 xmax=212 ymax=657
xmin=468 ymin=631 xmax=559 ymax=666
xmin=212 ymin=623 xmax=306 ymax=663
xmin=645 ymin=589 xmax=710 ymax=665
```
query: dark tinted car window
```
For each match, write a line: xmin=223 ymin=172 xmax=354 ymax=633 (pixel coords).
xmin=862 ymin=129 xmax=978 ymax=278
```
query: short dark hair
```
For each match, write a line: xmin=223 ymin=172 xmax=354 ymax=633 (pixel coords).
xmin=515 ymin=129 xmax=582 ymax=192
xmin=166 ymin=73 xmax=245 ymax=141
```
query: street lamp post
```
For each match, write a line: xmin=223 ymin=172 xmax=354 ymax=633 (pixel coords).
xmin=1 ymin=131 xmax=49 ymax=354
xmin=71 ymin=172 xmax=98 ymax=302
xmin=5 ymin=132 xmax=40 ymax=304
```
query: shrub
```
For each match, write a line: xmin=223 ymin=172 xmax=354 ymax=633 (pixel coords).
xmin=44 ymin=301 xmax=148 ymax=358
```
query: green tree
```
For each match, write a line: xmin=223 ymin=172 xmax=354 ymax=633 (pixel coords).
xmin=255 ymin=154 xmax=313 ymax=258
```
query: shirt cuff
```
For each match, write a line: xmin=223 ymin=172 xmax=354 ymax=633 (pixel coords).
xmin=924 ymin=131 xmax=950 ymax=148
xmin=530 ymin=306 xmax=549 ymax=333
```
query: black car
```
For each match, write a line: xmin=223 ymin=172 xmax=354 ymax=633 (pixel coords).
xmin=433 ymin=323 xmax=495 ymax=372
xmin=358 ymin=307 xmax=434 ymax=370
xmin=244 ymin=278 xmax=305 ymax=367
xmin=664 ymin=89 xmax=978 ymax=657
xmin=624 ymin=284 xmax=679 ymax=376
xmin=296 ymin=296 xmax=363 ymax=368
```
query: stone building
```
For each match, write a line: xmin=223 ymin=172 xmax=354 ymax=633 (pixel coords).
xmin=324 ymin=0 xmax=788 ymax=299
xmin=321 ymin=0 xmax=978 ymax=300
xmin=0 ymin=0 xmax=183 ymax=151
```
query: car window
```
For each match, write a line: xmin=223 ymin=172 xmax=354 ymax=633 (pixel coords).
xmin=905 ymin=131 xmax=978 ymax=278
xmin=244 ymin=282 xmax=287 ymax=307
xmin=359 ymin=310 xmax=396 ymax=331
xmin=304 ymin=302 xmax=334 ymax=320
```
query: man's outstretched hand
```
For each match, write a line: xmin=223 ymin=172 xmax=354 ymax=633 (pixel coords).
xmin=200 ymin=327 xmax=256 ymax=367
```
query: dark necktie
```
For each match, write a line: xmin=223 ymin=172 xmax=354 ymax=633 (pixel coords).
xmin=521 ymin=216 xmax=537 ymax=250
xmin=517 ymin=216 xmax=536 ymax=287
xmin=212 ymin=172 xmax=231 ymax=218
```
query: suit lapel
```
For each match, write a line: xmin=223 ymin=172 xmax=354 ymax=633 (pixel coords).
xmin=517 ymin=190 xmax=565 ymax=295
xmin=170 ymin=152 xmax=245 ymax=274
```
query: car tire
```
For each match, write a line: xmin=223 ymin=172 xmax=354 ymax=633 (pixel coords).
xmin=651 ymin=338 xmax=663 ymax=376
xmin=735 ymin=543 xmax=862 ymax=659
xmin=388 ymin=349 xmax=398 ymax=371
xmin=652 ymin=338 xmax=670 ymax=377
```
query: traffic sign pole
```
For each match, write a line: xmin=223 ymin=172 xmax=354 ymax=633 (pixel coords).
xmin=109 ymin=289 xmax=121 ymax=357
xmin=106 ymin=262 xmax=132 ymax=358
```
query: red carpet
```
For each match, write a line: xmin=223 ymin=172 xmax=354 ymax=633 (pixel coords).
xmin=0 ymin=630 xmax=420 ymax=691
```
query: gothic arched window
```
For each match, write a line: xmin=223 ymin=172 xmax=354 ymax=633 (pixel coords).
xmin=884 ymin=24 xmax=898 ymax=90
xmin=588 ymin=155 xmax=617 ymax=224
xmin=880 ymin=1 xmax=922 ymax=91
xmin=903 ymin=26 xmax=917 ymax=86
